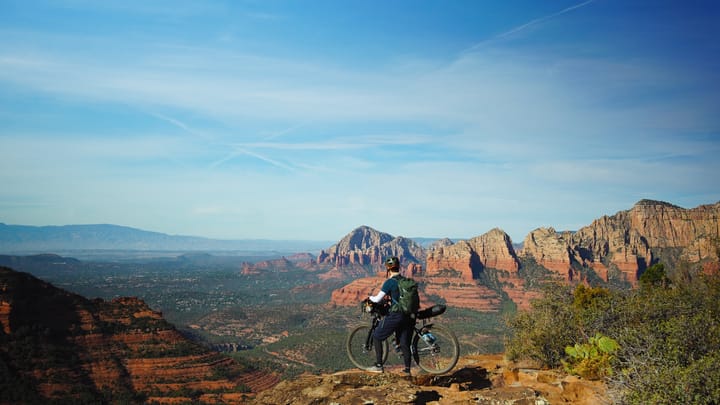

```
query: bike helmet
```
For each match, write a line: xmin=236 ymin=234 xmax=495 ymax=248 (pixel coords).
xmin=385 ymin=256 xmax=400 ymax=270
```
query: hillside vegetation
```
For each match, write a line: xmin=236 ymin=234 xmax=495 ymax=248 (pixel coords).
xmin=505 ymin=262 xmax=720 ymax=404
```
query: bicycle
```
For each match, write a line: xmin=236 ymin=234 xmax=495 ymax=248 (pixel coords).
xmin=346 ymin=299 xmax=460 ymax=374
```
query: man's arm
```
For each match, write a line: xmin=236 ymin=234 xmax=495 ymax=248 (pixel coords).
xmin=369 ymin=290 xmax=386 ymax=303
xmin=370 ymin=278 xmax=395 ymax=303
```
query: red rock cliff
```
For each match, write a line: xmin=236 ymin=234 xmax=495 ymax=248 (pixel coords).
xmin=0 ymin=266 xmax=276 ymax=404
xmin=317 ymin=226 xmax=425 ymax=272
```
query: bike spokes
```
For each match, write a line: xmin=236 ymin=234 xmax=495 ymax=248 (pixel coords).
xmin=412 ymin=325 xmax=459 ymax=374
xmin=346 ymin=325 xmax=388 ymax=370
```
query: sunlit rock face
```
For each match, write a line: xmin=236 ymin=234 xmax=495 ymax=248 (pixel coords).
xmin=317 ymin=226 xmax=425 ymax=270
xmin=328 ymin=200 xmax=720 ymax=310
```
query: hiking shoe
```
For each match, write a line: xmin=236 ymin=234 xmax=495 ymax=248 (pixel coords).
xmin=366 ymin=365 xmax=384 ymax=373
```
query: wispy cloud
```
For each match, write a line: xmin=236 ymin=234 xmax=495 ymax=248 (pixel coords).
xmin=462 ymin=0 xmax=596 ymax=53
xmin=1 ymin=1 xmax=717 ymax=240
xmin=210 ymin=147 xmax=297 ymax=171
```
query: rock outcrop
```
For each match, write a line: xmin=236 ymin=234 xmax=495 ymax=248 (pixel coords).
xmin=317 ymin=226 xmax=425 ymax=272
xmin=329 ymin=274 xmax=385 ymax=306
xmin=0 ymin=266 xmax=277 ymax=404
xmin=520 ymin=227 xmax=575 ymax=279
xmin=425 ymin=228 xmax=519 ymax=278
xmin=329 ymin=200 xmax=720 ymax=310
xmin=422 ymin=277 xmax=503 ymax=311
xmin=250 ymin=354 xmax=608 ymax=405
xmin=520 ymin=200 xmax=720 ymax=286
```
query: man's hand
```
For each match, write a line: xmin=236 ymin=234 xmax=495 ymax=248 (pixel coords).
xmin=361 ymin=298 xmax=374 ymax=313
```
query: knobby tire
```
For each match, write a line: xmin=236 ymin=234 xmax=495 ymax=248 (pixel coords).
xmin=412 ymin=325 xmax=460 ymax=374
xmin=346 ymin=325 xmax=388 ymax=370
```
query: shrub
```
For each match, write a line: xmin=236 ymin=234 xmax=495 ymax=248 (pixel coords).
xmin=608 ymin=273 xmax=720 ymax=404
xmin=505 ymin=263 xmax=720 ymax=404
xmin=562 ymin=333 xmax=619 ymax=379
xmin=505 ymin=283 xmax=578 ymax=367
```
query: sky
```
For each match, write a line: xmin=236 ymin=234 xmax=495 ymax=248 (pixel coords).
xmin=1 ymin=0 xmax=719 ymax=243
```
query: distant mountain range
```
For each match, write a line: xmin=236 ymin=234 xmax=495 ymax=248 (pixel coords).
xmin=0 ymin=223 xmax=333 ymax=255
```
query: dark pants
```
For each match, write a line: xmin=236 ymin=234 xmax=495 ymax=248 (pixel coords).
xmin=373 ymin=311 xmax=413 ymax=369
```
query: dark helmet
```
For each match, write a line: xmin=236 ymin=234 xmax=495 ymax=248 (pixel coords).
xmin=385 ymin=256 xmax=400 ymax=270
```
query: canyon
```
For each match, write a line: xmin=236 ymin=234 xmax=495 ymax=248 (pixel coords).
xmin=0 ymin=266 xmax=278 ymax=404
xmin=321 ymin=200 xmax=720 ymax=310
xmin=2 ymin=199 xmax=718 ymax=403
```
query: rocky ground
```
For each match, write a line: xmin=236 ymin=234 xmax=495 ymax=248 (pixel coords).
xmin=249 ymin=354 xmax=608 ymax=405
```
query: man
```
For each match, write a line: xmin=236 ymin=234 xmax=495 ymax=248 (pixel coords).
xmin=367 ymin=256 xmax=414 ymax=375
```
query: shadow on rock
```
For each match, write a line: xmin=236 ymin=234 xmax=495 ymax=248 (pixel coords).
xmin=416 ymin=366 xmax=492 ymax=391
xmin=414 ymin=389 xmax=441 ymax=404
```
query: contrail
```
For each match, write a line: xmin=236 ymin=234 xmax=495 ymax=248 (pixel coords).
xmin=210 ymin=146 xmax=296 ymax=171
xmin=463 ymin=0 xmax=596 ymax=53
xmin=148 ymin=111 xmax=214 ymax=142
xmin=261 ymin=121 xmax=310 ymax=140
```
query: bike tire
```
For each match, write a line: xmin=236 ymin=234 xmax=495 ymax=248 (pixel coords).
xmin=412 ymin=325 xmax=460 ymax=374
xmin=346 ymin=325 xmax=388 ymax=370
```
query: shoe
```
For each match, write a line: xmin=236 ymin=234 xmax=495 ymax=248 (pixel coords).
xmin=366 ymin=364 xmax=384 ymax=373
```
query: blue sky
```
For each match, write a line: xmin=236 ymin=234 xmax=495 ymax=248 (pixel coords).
xmin=1 ymin=0 xmax=719 ymax=242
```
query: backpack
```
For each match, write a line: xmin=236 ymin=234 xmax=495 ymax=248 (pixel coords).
xmin=392 ymin=276 xmax=420 ymax=316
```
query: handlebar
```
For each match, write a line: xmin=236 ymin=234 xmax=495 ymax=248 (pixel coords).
xmin=360 ymin=299 xmax=447 ymax=320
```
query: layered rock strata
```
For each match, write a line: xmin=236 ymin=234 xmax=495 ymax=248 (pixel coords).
xmin=329 ymin=201 xmax=720 ymax=311
xmin=250 ymin=354 xmax=608 ymax=405
xmin=522 ymin=200 xmax=720 ymax=286
xmin=0 ymin=266 xmax=276 ymax=404
xmin=317 ymin=226 xmax=425 ymax=271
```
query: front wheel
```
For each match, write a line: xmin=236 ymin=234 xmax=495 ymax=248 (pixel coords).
xmin=412 ymin=325 xmax=460 ymax=374
xmin=346 ymin=325 xmax=388 ymax=370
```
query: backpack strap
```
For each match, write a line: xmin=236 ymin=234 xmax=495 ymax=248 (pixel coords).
xmin=389 ymin=275 xmax=403 ymax=310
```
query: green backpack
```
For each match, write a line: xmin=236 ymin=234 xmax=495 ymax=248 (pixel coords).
xmin=393 ymin=276 xmax=420 ymax=316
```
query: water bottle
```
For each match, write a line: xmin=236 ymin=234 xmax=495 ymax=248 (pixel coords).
xmin=421 ymin=332 xmax=436 ymax=344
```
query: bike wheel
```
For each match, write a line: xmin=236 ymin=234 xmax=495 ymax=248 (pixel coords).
xmin=346 ymin=325 xmax=388 ymax=370
xmin=412 ymin=325 xmax=460 ymax=374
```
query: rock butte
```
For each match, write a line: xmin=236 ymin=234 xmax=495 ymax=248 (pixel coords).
xmin=313 ymin=200 xmax=720 ymax=310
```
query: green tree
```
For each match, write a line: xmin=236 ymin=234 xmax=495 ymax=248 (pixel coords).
xmin=639 ymin=263 xmax=669 ymax=287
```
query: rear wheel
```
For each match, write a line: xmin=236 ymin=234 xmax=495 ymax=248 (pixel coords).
xmin=412 ymin=325 xmax=460 ymax=374
xmin=346 ymin=325 xmax=388 ymax=370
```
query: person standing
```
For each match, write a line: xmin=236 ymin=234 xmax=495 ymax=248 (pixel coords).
xmin=366 ymin=256 xmax=414 ymax=375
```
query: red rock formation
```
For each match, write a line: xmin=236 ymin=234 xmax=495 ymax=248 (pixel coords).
xmin=330 ymin=275 xmax=384 ymax=306
xmin=0 ymin=266 xmax=275 ymax=404
xmin=241 ymin=257 xmax=294 ymax=275
xmin=426 ymin=228 xmax=520 ymax=281
xmin=519 ymin=201 xmax=720 ymax=286
xmin=329 ymin=273 xmax=502 ymax=312
xmin=0 ymin=299 xmax=10 ymax=334
xmin=628 ymin=200 xmax=720 ymax=248
xmin=250 ymin=354 xmax=610 ymax=405
xmin=425 ymin=240 xmax=476 ymax=280
xmin=468 ymin=228 xmax=520 ymax=273
xmin=329 ymin=200 xmax=720 ymax=312
xmin=317 ymin=226 xmax=425 ymax=272
xmin=422 ymin=278 xmax=503 ymax=311
xmin=520 ymin=228 xmax=574 ymax=280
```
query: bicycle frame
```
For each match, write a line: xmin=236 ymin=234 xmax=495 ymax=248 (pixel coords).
xmin=349 ymin=300 xmax=458 ymax=374
xmin=359 ymin=301 xmax=441 ymax=347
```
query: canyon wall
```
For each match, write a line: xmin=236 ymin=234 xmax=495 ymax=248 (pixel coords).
xmin=328 ymin=200 xmax=720 ymax=310
xmin=317 ymin=226 xmax=425 ymax=271
xmin=0 ymin=266 xmax=276 ymax=404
